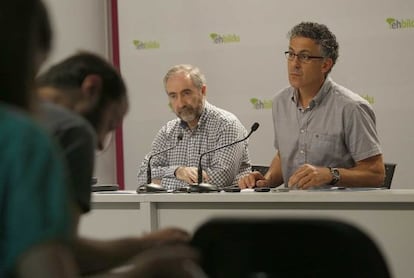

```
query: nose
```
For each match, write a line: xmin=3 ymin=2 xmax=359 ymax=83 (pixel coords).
xmin=97 ymin=140 xmax=104 ymax=151
xmin=175 ymin=95 xmax=186 ymax=109
xmin=290 ymin=56 xmax=301 ymax=68
xmin=97 ymin=131 xmax=113 ymax=151
xmin=291 ymin=54 xmax=301 ymax=65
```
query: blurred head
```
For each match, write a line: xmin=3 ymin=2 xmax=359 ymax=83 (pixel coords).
xmin=0 ymin=0 xmax=49 ymax=111
xmin=37 ymin=52 xmax=129 ymax=150
xmin=286 ymin=22 xmax=338 ymax=90
xmin=163 ymin=64 xmax=206 ymax=129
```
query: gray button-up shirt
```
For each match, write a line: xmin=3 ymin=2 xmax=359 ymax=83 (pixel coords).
xmin=272 ymin=77 xmax=382 ymax=185
xmin=137 ymin=101 xmax=251 ymax=190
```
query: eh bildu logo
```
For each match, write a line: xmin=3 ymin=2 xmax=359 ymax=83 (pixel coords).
xmin=386 ymin=18 xmax=414 ymax=29
xmin=250 ymin=98 xmax=272 ymax=110
xmin=361 ymin=94 xmax=374 ymax=104
xmin=210 ymin=33 xmax=240 ymax=44
xmin=133 ymin=40 xmax=160 ymax=50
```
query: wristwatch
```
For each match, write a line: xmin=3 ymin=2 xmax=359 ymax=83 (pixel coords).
xmin=328 ymin=167 xmax=340 ymax=185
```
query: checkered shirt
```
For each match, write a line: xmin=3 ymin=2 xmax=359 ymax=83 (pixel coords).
xmin=137 ymin=101 xmax=251 ymax=191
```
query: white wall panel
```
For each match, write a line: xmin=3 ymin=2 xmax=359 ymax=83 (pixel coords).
xmin=118 ymin=0 xmax=414 ymax=189
xmin=42 ymin=0 xmax=116 ymax=184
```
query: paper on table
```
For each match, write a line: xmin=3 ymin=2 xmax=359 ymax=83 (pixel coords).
xmin=94 ymin=190 xmax=137 ymax=194
xmin=240 ymin=188 xmax=255 ymax=193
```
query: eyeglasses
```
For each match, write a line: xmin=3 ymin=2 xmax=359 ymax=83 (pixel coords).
xmin=284 ymin=51 xmax=324 ymax=63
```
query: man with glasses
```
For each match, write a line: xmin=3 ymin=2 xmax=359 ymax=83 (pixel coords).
xmin=239 ymin=22 xmax=385 ymax=190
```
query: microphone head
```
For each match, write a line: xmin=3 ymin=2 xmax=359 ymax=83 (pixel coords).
xmin=251 ymin=122 xmax=260 ymax=132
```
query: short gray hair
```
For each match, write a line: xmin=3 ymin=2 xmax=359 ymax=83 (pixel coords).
xmin=288 ymin=22 xmax=339 ymax=73
xmin=163 ymin=64 xmax=206 ymax=91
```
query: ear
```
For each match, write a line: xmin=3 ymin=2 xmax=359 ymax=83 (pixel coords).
xmin=201 ymin=85 xmax=207 ymax=96
xmin=80 ymin=74 xmax=102 ymax=108
xmin=321 ymin=58 xmax=334 ymax=75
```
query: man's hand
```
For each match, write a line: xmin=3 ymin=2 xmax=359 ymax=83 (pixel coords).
xmin=125 ymin=245 xmax=206 ymax=278
xmin=238 ymin=171 xmax=271 ymax=189
xmin=288 ymin=164 xmax=331 ymax=189
xmin=140 ymin=227 xmax=191 ymax=247
xmin=175 ymin=167 xmax=208 ymax=184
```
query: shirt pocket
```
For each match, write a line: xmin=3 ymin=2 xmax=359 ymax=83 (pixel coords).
xmin=309 ymin=133 xmax=338 ymax=154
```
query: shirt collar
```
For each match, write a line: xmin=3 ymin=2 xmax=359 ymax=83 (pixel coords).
xmin=290 ymin=77 xmax=333 ymax=109
xmin=313 ymin=77 xmax=332 ymax=105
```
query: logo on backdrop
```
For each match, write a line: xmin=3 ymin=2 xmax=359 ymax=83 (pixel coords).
xmin=361 ymin=94 xmax=375 ymax=104
xmin=209 ymin=33 xmax=240 ymax=44
xmin=250 ymin=98 xmax=272 ymax=110
xmin=386 ymin=18 xmax=414 ymax=29
xmin=133 ymin=40 xmax=160 ymax=50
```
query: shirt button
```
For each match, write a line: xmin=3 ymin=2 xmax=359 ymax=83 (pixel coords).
xmin=300 ymin=150 xmax=305 ymax=154
xmin=300 ymin=129 xmax=305 ymax=133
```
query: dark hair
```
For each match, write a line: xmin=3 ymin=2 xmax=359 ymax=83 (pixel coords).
xmin=37 ymin=51 xmax=127 ymax=131
xmin=36 ymin=1 xmax=52 ymax=54
xmin=0 ymin=0 xmax=45 ymax=111
xmin=289 ymin=22 xmax=339 ymax=73
xmin=37 ymin=51 xmax=127 ymax=103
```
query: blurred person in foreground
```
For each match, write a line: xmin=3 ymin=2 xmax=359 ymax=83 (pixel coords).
xmin=1 ymin=0 xmax=203 ymax=276
xmin=37 ymin=52 xmax=198 ymax=276
xmin=0 ymin=0 xmax=78 ymax=276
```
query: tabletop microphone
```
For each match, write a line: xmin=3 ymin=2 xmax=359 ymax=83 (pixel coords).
xmin=140 ymin=132 xmax=183 ymax=193
xmin=193 ymin=122 xmax=260 ymax=192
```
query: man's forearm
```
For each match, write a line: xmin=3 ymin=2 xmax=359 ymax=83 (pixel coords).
xmin=17 ymin=242 xmax=78 ymax=278
xmin=73 ymin=236 xmax=151 ymax=275
xmin=335 ymin=155 xmax=385 ymax=187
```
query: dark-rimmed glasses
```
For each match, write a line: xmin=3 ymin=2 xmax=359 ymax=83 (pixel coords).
xmin=284 ymin=51 xmax=324 ymax=63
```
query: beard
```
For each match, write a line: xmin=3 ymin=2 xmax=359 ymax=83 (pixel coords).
xmin=177 ymin=104 xmax=203 ymax=123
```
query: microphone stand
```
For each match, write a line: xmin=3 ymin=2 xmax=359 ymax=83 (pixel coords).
xmin=138 ymin=133 xmax=183 ymax=193
xmin=192 ymin=122 xmax=260 ymax=192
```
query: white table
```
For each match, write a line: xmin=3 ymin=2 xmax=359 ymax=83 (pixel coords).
xmin=80 ymin=189 xmax=414 ymax=278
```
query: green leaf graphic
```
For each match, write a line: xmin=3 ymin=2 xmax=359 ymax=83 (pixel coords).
xmin=210 ymin=33 xmax=218 ymax=40
xmin=133 ymin=40 xmax=140 ymax=47
xmin=386 ymin=18 xmax=395 ymax=25
xmin=250 ymin=98 xmax=258 ymax=105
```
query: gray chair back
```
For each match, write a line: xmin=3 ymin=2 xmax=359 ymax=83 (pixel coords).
xmin=383 ymin=163 xmax=397 ymax=189
xmin=191 ymin=218 xmax=391 ymax=278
